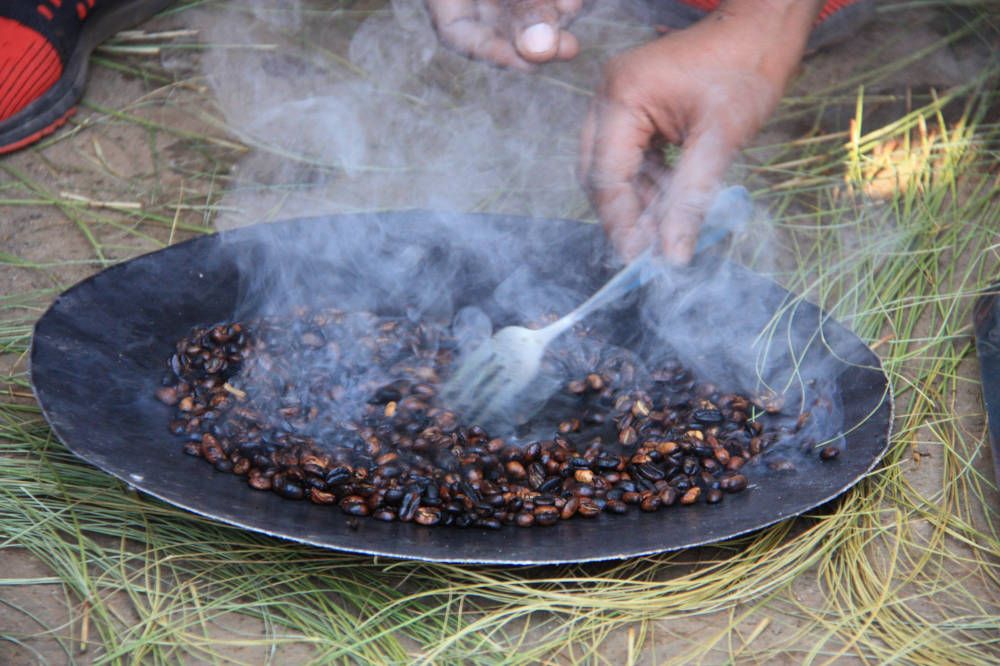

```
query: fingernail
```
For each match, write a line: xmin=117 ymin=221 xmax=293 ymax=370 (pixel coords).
xmin=520 ymin=23 xmax=557 ymax=54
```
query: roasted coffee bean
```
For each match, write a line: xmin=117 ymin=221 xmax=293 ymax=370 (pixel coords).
xmin=476 ymin=517 xmax=502 ymax=530
xmin=325 ymin=467 xmax=352 ymax=486
xmin=309 ymin=489 xmax=336 ymax=505
xmin=534 ymin=505 xmax=560 ymax=526
xmin=516 ymin=511 xmax=535 ymax=527
xmin=640 ymin=493 xmax=662 ymax=512
xmin=622 ymin=491 xmax=641 ymax=505
xmin=248 ymin=471 xmax=272 ymax=491
xmin=720 ymin=474 xmax=748 ymax=492
xmin=399 ymin=489 xmax=421 ymax=521
xmin=585 ymin=373 xmax=604 ymax=391
xmin=528 ymin=463 xmax=546 ymax=489
xmin=680 ymin=487 xmax=701 ymax=505
xmin=636 ymin=462 xmax=665 ymax=482
xmin=658 ymin=487 xmax=678 ymax=506
xmin=820 ymin=446 xmax=840 ymax=461
xmin=618 ymin=427 xmax=637 ymax=446
xmin=162 ymin=311 xmax=790 ymax=529
xmin=561 ymin=496 xmax=580 ymax=520
xmin=693 ymin=408 xmax=724 ymax=424
xmin=577 ymin=498 xmax=601 ymax=517
xmin=605 ymin=499 xmax=628 ymax=514
xmin=768 ymin=459 xmax=796 ymax=472
xmin=273 ymin=478 xmax=304 ymax=500
xmin=155 ymin=386 xmax=180 ymax=405
xmin=414 ymin=507 xmax=442 ymax=526
xmin=340 ymin=495 xmax=370 ymax=516
xmin=505 ymin=460 xmax=527 ymax=479
xmin=705 ymin=489 xmax=723 ymax=504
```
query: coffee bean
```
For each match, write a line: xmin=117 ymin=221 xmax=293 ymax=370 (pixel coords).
xmin=161 ymin=310 xmax=790 ymax=530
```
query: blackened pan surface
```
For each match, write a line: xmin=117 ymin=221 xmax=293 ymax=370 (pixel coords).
xmin=30 ymin=212 xmax=892 ymax=564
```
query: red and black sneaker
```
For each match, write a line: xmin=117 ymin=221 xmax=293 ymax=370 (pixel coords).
xmin=0 ymin=0 xmax=173 ymax=155
xmin=634 ymin=0 xmax=876 ymax=51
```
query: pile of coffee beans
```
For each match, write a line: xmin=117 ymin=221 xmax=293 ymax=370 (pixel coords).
xmin=157 ymin=308 xmax=798 ymax=529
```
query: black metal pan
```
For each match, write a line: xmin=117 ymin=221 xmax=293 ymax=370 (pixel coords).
xmin=30 ymin=212 xmax=892 ymax=564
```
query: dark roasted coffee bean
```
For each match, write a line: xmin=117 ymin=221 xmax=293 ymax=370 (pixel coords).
xmin=636 ymin=462 xmax=665 ymax=482
xmin=414 ymin=506 xmax=442 ymax=526
xmin=528 ymin=462 xmax=545 ymax=489
xmin=693 ymin=409 xmax=724 ymax=424
xmin=340 ymin=495 xmax=369 ymax=516
xmin=640 ymin=493 xmax=662 ymax=512
xmin=720 ymin=474 xmax=748 ymax=492
xmin=585 ymin=373 xmax=604 ymax=391
xmin=325 ymin=467 xmax=352 ymax=486
xmin=533 ymin=505 xmax=560 ymax=526
xmin=373 ymin=508 xmax=397 ymax=521
xmin=539 ymin=476 xmax=562 ymax=493
xmin=561 ymin=496 xmax=580 ymax=520
xmin=475 ymin=517 xmax=502 ymax=530
xmin=399 ymin=489 xmax=421 ymax=521
xmin=622 ymin=491 xmax=641 ymax=505
xmin=269 ymin=477 xmax=299 ymax=500
xmin=820 ymin=446 xmax=840 ymax=461
xmin=505 ymin=460 xmax=527 ymax=480
xmin=659 ymin=487 xmax=678 ymax=506
xmin=577 ymin=498 xmax=601 ymax=518
xmin=706 ymin=488 xmax=723 ymax=504
xmin=768 ymin=459 xmax=795 ymax=472
xmin=155 ymin=386 xmax=180 ymax=405
xmin=605 ymin=499 xmax=628 ymax=514
xmin=309 ymin=489 xmax=336 ymax=505
xmin=516 ymin=511 xmax=535 ymax=527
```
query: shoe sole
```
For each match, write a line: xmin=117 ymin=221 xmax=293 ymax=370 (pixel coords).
xmin=0 ymin=0 xmax=174 ymax=154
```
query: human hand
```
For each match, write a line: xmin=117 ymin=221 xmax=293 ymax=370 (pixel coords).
xmin=580 ymin=1 xmax=823 ymax=263
xmin=426 ymin=0 xmax=582 ymax=71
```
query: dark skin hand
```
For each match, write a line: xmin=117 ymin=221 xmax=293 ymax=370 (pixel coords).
xmin=427 ymin=0 xmax=825 ymax=262
xmin=426 ymin=0 xmax=583 ymax=70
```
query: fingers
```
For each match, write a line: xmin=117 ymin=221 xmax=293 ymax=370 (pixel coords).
xmin=427 ymin=0 xmax=536 ymax=70
xmin=508 ymin=0 xmax=581 ymax=62
xmin=658 ymin=127 xmax=738 ymax=264
xmin=582 ymin=100 xmax=657 ymax=260
xmin=427 ymin=0 xmax=580 ymax=67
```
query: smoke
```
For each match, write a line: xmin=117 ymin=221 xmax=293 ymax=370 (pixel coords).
xmin=198 ymin=1 xmax=652 ymax=226
xmin=188 ymin=0 xmax=880 ymax=454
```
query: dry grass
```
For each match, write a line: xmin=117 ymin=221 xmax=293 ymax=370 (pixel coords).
xmin=1 ymin=1 xmax=999 ymax=664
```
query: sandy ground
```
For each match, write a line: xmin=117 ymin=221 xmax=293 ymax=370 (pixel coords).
xmin=1 ymin=1 xmax=997 ymax=664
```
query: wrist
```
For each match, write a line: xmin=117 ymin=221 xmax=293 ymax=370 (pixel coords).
xmin=714 ymin=0 xmax=823 ymax=85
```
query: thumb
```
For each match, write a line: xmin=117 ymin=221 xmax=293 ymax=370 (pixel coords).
xmin=659 ymin=128 xmax=739 ymax=264
xmin=509 ymin=1 xmax=561 ymax=61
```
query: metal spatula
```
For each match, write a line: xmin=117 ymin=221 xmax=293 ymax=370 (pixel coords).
xmin=442 ymin=186 xmax=753 ymax=429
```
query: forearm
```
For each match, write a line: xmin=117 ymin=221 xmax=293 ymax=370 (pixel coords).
xmin=713 ymin=0 xmax=825 ymax=85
